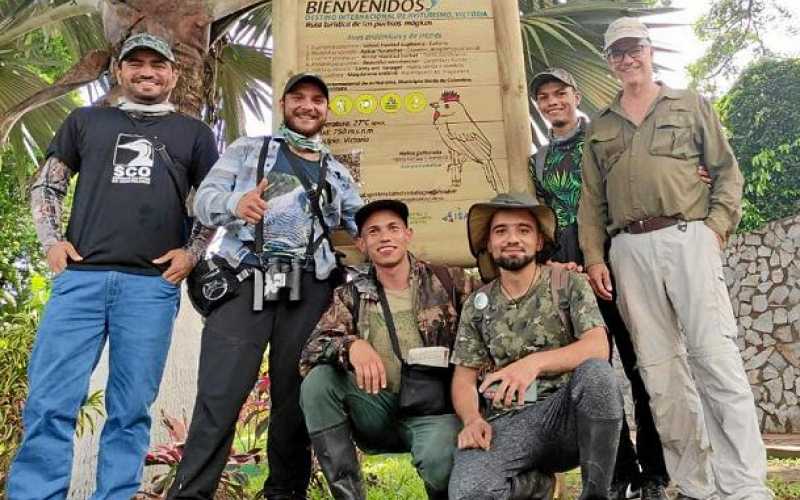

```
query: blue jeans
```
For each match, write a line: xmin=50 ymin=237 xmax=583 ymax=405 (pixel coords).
xmin=8 ymin=270 xmax=180 ymax=500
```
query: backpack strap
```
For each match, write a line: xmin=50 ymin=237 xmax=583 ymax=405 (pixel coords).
xmin=549 ymin=267 xmax=573 ymax=338
xmin=349 ymin=280 xmax=360 ymax=333
xmin=533 ymin=144 xmax=549 ymax=183
xmin=429 ymin=263 xmax=459 ymax=313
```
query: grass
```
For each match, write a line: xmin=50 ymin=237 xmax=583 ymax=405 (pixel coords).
xmin=239 ymin=455 xmax=799 ymax=499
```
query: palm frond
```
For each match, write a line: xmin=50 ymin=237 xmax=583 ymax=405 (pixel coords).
xmin=214 ymin=43 xmax=272 ymax=145
xmin=0 ymin=56 xmax=75 ymax=165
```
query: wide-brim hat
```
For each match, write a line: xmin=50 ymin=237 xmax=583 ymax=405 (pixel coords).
xmin=467 ymin=192 xmax=557 ymax=282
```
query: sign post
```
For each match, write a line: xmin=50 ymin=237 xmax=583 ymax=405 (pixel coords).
xmin=274 ymin=0 xmax=531 ymax=265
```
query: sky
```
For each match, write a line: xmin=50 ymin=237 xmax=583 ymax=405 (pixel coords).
xmin=246 ymin=0 xmax=800 ymax=135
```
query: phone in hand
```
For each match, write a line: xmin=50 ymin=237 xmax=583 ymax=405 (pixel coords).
xmin=482 ymin=380 xmax=538 ymax=407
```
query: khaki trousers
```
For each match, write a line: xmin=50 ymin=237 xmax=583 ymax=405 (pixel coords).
xmin=609 ymin=221 xmax=772 ymax=500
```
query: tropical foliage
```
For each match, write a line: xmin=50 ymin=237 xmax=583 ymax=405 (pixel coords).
xmin=717 ymin=57 xmax=800 ymax=231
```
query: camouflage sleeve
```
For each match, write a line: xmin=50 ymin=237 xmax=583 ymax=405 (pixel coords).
xmin=182 ymin=220 xmax=217 ymax=264
xmin=30 ymin=156 xmax=75 ymax=252
xmin=450 ymin=292 xmax=492 ymax=369
xmin=299 ymin=284 xmax=361 ymax=377
xmin=567 ymin=271 xmax=606 ymax=339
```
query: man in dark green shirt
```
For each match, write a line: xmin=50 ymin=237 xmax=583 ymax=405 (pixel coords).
xmin=529 ymin=68 xmax=669 ymax=500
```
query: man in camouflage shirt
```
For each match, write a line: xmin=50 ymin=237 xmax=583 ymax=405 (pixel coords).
xmin=449 ymin=193 xmax=623 ymax=500
xmin=298 ymin=200 xmax=478 ymax=500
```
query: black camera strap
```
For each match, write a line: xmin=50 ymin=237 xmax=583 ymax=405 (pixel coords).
xmin=376 ymin=281 xmax=406 ymax=363
xmin=254 ymin=136 xmax=272 ymax=255
xmin=252 ymin=136 xmax=272 ymax=311
xmin=282 ymin=144 xmax=333 ymax=259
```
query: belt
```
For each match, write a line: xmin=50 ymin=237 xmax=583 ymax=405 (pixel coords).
xmin=622 ymin=216 xmax=680 ymax=234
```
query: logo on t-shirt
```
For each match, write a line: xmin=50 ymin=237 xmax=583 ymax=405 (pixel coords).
xmin=112 ymin=134 xmax=154 ymax=184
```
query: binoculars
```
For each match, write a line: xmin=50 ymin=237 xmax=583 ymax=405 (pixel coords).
xmin=262 ymin=257 xmax=303 ymax=302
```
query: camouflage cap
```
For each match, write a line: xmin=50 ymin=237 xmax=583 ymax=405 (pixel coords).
xmin=467 ymin=192 xmax=557 ymax=282
xmin=530 ymin=68 xmax=577 ymax=96
xmin=119 ymin=33 xmax=176 ymax=63
xmin=604 ymin=17 xmax=651 ymax=51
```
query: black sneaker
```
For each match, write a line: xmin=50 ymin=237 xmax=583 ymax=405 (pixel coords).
xmin=640 ymin=481 xmax=668 ymax=500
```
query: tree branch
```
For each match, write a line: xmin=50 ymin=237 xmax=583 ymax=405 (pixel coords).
xmin=0 ymin=50 xmax=111 ymax=145
xmin=0 ymin=0 xmax=104 ymax=46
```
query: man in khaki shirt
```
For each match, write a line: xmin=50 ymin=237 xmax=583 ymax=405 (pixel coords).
xmin=578 ymin=17 xmax=771 ymax=500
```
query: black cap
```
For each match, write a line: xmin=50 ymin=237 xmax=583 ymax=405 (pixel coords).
xmin=530 ymin=68 xmax=578 ymax=96
xmin=355 ymin=200 xmax=409 ymax=234
xmin=283 ymin=72 xmax=329 ymax=100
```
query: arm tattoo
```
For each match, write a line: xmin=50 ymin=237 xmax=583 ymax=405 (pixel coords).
xmin=30 ymin=156 xmax=74 ymax=252
xmin=183 ymin=221 xmax=216 ymax=264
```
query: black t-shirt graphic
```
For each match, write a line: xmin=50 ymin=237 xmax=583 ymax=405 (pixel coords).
xmin=47 ymin=107 xmax=219 ymax=275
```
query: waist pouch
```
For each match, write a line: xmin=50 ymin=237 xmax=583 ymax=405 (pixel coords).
xmin=187 ymin=255 xmax=247 ymax=316
xmin=398 ymin=363 xmax=454 ymax=417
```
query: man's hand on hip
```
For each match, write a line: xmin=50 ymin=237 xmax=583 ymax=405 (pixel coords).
xmin=348 ymin=339 xmax=387 ymax=394
xmin=153 ymin=248 xmax=196 ymax=284
xmin=236 ymin=178 xmax=269 ymax=224
xmin=46 ymin=241 xmax=83 ymax=274
xmin=457 ymin=417 xmax=493 ymax=450
xmin=587 ymin=263 xmax=613 ymax=301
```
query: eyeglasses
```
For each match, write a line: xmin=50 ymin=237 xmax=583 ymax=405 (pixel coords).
xmin=606 ymin=44 xmax=649 ymax=64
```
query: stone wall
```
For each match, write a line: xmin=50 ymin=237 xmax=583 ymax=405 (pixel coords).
xmin=723 ymin=214 xmax=800 ymax=433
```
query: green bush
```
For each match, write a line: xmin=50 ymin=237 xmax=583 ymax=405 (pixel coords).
xmin=717 ymin=58 xmax=800 ymax=231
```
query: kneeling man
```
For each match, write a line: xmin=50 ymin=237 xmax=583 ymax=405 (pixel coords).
xmin=449 ymin=193 xmax=622 ymax=500
xmin=299 ymin=199 xmax=477 ymax=499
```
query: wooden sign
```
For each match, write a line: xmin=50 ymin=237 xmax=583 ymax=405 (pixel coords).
xmin=274 ymin=0 xmax=531 ymax=266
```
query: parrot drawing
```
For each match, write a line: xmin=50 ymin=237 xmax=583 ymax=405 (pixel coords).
xmin=430 ymin=91 xmax=505 ymax=193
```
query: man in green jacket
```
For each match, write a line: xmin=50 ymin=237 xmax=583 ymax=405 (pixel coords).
xmin=578 ymin=17 xmax=771 ymax=500
xmin=299 ymin=199 xmax=478 ymax=500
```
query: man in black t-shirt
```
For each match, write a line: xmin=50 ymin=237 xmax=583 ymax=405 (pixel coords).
xmin=8 ymin=33 xmax=219 ymax=500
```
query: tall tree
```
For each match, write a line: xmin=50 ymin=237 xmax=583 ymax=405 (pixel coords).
xmin=689 ymin=0 xmax=797 ymax=94
xmin=0 ymin=0 xmax=273 ymax=162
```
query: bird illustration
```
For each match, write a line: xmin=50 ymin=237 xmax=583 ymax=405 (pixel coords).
xmin=430 ymin=91 xmax=505 ymax=193
xmin=117 ymin=138 xmax=153 ymax=167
